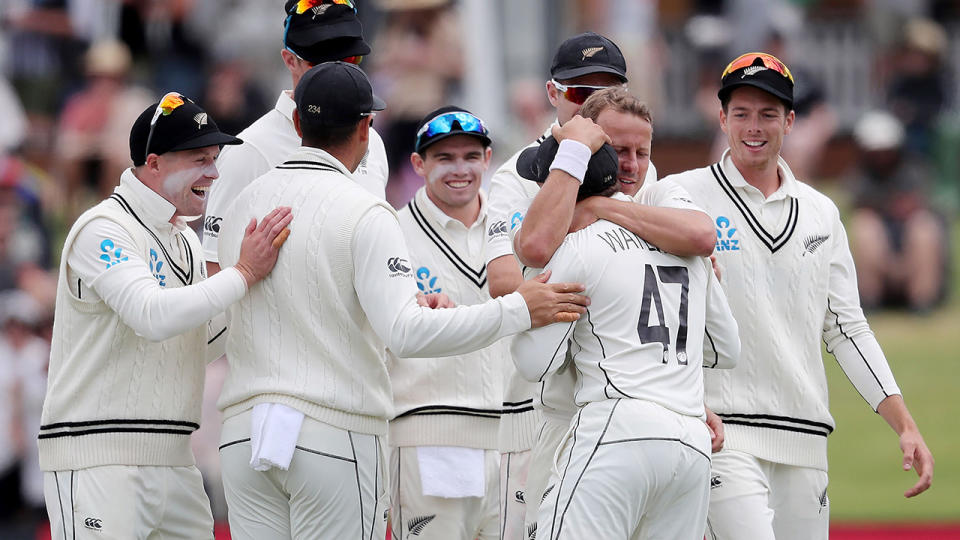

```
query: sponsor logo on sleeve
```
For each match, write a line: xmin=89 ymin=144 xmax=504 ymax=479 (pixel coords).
xmin=83 ymin=517 xmax=103 ymax=530
xmin=715 ymin=216 xmax=740 ymax=252
xmin=488 ymin=220 xmax=508 ymax=238
xmin=99 ymin=239 xmax=129 ymax=269
xmin=387 ymin=257 xmax=412 ymax=277
xmin=510 ymin=211 xmax=525 ymax=230
xmin=203 ymin=215 xmax=222 ymax=238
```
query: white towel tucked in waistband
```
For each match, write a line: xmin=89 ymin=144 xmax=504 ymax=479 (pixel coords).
xmin=417 ymin=446 xmax=485 ymax=498
xmin=249 ymin=403 xmax=304 ymax=471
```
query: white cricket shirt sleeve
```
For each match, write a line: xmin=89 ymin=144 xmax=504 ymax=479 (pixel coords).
xmin=69 ymin=217 xmax=248 ymax=342
xmin=634 ymin=177 xmax=705 ymax=212
xmin=510 ymin=242 xmax=583 ymax=382
xmin=701 ymin=258 xmax=740 ymax=369
xmin=486 ymin=158 xmax=537 ymax=264
xmin=353 ymin=206 xmax=531 ymax=358
xmin=202 ymin=143 xmax=272 ymax=263
xmin=821 ymin=210 xmax=900 ymax=410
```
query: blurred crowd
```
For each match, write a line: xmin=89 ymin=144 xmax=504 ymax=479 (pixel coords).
xmin=0 ymin=0 xmax=957 ymax=536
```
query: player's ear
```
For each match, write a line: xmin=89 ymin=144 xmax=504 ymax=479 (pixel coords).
xmin=546 ymin=80 xmax=560 ymax=108
xmin=410 ymin=151 xmax=427 ymax=176
xmin=292 ymin=109 xmax=303 ymax=138
xmin=483 ymin=146 xmax=493 ymax=166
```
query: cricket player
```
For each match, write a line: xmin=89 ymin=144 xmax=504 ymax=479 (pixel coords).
xmin=40 ymin=94 xmax=291 ymax=539
xmin=663 ymin=52 xmax=934 ymax=540
xmin=388 ymin=106 xmax=501 ymax=539
xmin=510 ymin=136 xmax=740 ymax=539
xmin=215 ymin=62 xmax=590 ymax=540
xmin=487 ymin=33 xmax=715 ymax=540
xmin=202 ymin=0 xmax=389 ymax=277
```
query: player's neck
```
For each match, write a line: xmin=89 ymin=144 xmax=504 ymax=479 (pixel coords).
xmin=733 ymin=159 xmax=782 ymax=198
xmin=427 ymin=190 xmax=480 ymax=228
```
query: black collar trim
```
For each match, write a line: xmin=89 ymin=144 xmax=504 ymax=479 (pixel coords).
xmin=110 ymin=194 xmax=194 ymax=285
xmin=408 ymin=199 xmax=487 ymax=289
xmin=710 ymin=163 xmax=799 ymax=253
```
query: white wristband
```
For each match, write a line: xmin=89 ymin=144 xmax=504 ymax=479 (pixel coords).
xmin=549 ymin=139 xmax=592 ymax=184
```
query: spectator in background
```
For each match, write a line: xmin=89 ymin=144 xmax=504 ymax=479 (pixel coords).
xmin=372 ymin=0 xmax=463 ymax=207
xmin=886 ymin=18 xmax=952 ymax=157
xmin=54 ymin=40 xmax=154 ymax=218
xmin=0 ymin=158 xmax=50 ymax=292
xmin=200 ymin=59 xmax=269 ymax=137
xmin=778 ymin=66 xmax=836 ymax=183
xmin=849 ymin=110 xmax=948 ymax=313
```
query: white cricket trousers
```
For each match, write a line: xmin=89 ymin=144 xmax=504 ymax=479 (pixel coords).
xmin=499 ymin=448 xmax=532 ymax=540
xmin=219 ymin=410 xmax=388 ymax=540
xmin=389 ymin=446 xmax=500 ymax=540
xmin=538 ymin=399 xmax=711 ymax=540
xmin=705 ymin=449 xmax=829 ymax=540
xmin=524 ymin=414 xmax=572 ymax=538
xmin=43 ymin=465 xmax=214 ymax=539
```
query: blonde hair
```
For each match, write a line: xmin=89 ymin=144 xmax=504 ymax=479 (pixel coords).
xmin=578 ymin=87 xmax=653 ymax=127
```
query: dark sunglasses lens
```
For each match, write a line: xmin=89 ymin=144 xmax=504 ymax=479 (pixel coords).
xmin=564 ymin=86 xmax=597 ymax=105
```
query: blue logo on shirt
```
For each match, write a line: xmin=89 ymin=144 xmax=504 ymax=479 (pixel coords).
xmin=415 ymin=266 xmax=441 ymax=294
xmin=510 ymin=211 xmax=524 ymax=230
xmin=715 ymin=216 xmax=740 ymax=251
xmin=99 ymin=239 xmax=129 ymax=268
xmin=149 ymin=249 xmax=167 ymax=287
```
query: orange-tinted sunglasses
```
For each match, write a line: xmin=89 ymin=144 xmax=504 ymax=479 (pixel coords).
xmin=721 ymin=52 xmax=794 ymax=84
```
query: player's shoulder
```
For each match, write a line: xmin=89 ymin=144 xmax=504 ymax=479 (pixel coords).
xmin=659 ymin=163 xmax=716 ymax=190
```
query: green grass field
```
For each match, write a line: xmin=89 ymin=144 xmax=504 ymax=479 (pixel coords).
xmin=825 ymin=223 xmax=960 ymax=522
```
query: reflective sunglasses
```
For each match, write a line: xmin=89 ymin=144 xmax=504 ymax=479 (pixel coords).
xmin=551 ymin=79 xmax=619 ymax=105
xmin=283 ymin=1 xmax=362 ymax=63
xmin=415 ymin=112 xmax=488 ymax=148
xmin=721 ymin=52 xmax=794 ymax=84
xmin=144 ymin=92 xmax=186 ymax=163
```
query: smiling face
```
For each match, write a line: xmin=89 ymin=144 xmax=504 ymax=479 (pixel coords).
xmin=411 ymin=134 xmax=491 ymax=220
xmin=153 ymin=146 xmax=220 ymax=218
xmin=595 ymin=108 xmax=652 ymax=197
xmin=720 ymin=86 xmax=794 ymax=175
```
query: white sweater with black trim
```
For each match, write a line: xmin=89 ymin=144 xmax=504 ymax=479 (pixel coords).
xmin=40 ymin=173 xmax=234 ymax=471
xmin=388 ymin=187 xmax=505 ymax=449
xmin=664 ymin=150 xmax=901 ymax=471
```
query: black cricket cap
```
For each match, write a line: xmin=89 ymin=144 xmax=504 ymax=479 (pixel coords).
xmin=550 ymin=32 xmax=628 ymax=82
xmin=283 ymin=0 xmax=371 ymax=63
xmin=517 ymin=135 xmax=619 ymax=200
xmin=129 ymin=94 xmax=241 ymax=166
xmin=414 ymin=106 xmax=492 ymax=154
xmin=295 ymin=61 xmax=386 ymax=128
xmin=718 ymin=53 xmax=794 ymax=109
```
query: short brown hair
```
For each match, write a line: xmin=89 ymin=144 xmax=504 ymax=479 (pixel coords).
xmin=578 ymin=87 xmax=653 ymax=127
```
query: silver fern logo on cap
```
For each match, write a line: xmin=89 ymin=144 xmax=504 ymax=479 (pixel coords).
xmin=581 ymin=46 xmax=603 ymax=60
xmin=311 ymin=5 xmax=331 ymax=18
xmin=193 ymin=112 xmax=208 ymax=129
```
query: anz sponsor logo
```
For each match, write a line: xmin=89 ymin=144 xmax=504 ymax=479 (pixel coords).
xmin=415 ymin=266 xmax=441 ymax=294
xmin=488 ymin=220 xmax=508 ymax=237
xmin=203 ymin=215 xmax=222 ymax=238
xmin=99 ymin=238 xmax=129 ymax=269
xmin=387 ymin=256 xmax=411 ymax=277
xmin=510 ymin=211 xmax=525 ymax=230
xmin=149 ymin=248 xmax=167 ymax=287
xmin=715 ymin=216 xmax=740 ymax=251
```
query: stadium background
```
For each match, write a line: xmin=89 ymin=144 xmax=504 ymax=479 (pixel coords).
xmin=0 ymin=0 xmax=957 ymax=538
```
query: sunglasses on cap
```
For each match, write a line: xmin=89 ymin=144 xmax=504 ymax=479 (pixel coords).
xmin=144 ymin=92 xmax=186 ymax=162
xmin=551 ymin=79 xmax=623 ymax=105
xmin=721 ymin=52 xmax=794 ymax=84
xmin=282 ymin=0 xmax=362 ymax=65
xmin=415 ymin=111 xmax=489 ymax=149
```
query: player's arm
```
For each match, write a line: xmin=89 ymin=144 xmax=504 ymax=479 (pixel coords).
xmin=353 ymin=206 xmax=588 ymax=358
xmin=509 ymin=245 xmax=582 ymax=381
xmin=574 ymin=195 xmax=715 ymax=256
xmin=821 ymin=208 xmax=932 ymax=497
xmin=514 ymin=117 xmax=610 ymax=268
xmin=702 ymin=259 xmax=740 ymax=369
xmin=72 ymin=208 xmax=291 ymax=342
xmin=487 ymin=254 xmax=524 ymax=297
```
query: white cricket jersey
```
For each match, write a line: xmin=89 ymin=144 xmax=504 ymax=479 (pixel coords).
xmin=389 ymin=187 xmax=505 ymax=450
xmin=665 ymin=149 xmax=901 ymax=470
xmin=216 ymin=147 xmax=532 ymax=437
xmin=511 ymin=193 xmax=740 ymax=418
xmin=201 ymin=91 xmax=389 ymax=262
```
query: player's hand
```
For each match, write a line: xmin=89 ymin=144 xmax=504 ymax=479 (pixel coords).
xmin=234 ymin=206 xmax=293 ymax=287
xmin=552 ymin=115 xmax=610 ymax=153
xmin=899 ymin=429 xmax=934 ymax=497
xmin=570 ymin=197 xmax=600 ymax=233
xmin=417 ymin=292 xmax=456 ymax=309
xmin=704 ymin=406 xmax=725 ymax=453
xmin=710 ymin=255 xmax=722 ymax=282
xmin=517 ymin=270 xmax=589 ymax=327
